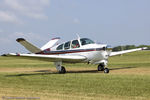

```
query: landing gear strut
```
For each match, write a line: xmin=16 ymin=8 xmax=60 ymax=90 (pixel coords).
xmin=98 ymin=63 xmax=109 ymax=73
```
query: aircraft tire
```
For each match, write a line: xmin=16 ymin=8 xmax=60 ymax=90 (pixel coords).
xmin=104 ymin=68 xmax=109 ymax=73
xmin=98 ymin=64 xmax=104 ymax=71
xmin=59 ymin=66 xmax=66 ymax=74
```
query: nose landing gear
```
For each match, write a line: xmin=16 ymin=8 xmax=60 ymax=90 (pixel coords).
xmin=104 ymin=68 xmax=109 ymax=73
xmin=98 ymin=63 xmax=109 ymax=73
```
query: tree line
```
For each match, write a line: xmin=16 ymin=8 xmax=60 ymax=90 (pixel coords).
xmin=112 ymin=45 xmax=150 ymax=51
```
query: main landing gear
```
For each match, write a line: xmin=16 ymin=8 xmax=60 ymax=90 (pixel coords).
xmin=55 ymin=62 xmax=109 ymax=74
xmin=98 ymin=63 xmax=109 ymax=73
xmin=55 ymin=62 xmax=66 ymax=74
xmin=59 ymin=66 xmax=66 ymax=74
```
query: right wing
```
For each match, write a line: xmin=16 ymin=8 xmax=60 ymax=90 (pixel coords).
xmin=6 ymin=53 xmax=87 ymax=63
xmin=109 ymin=47 xmax=147 ymax=56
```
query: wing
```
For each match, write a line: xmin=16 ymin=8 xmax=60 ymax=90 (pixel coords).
xmin=109 ymin=47 xmax=147 ymax=56
xmin=6 ymin=53 xmax=87 ymax=63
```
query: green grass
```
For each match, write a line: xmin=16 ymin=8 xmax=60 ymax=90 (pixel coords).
xmin=0 ymin=51 xmax=150 ymax=100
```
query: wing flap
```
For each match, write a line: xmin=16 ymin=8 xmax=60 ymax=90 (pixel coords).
xmin=7 ymin=53 xmax=86 ymax=63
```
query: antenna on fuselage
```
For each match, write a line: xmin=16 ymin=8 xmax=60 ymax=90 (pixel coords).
xmin=76 ymin=34 xmax=81 ymax=39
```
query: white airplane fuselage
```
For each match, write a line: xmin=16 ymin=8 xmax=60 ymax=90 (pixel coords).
xmin=40 ymin=38 xmax=109 ymax=65
xmin=6 ymin=37 xmax=146 ymax=74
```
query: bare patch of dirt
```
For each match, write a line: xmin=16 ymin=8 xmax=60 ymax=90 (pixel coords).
xmin=110 ymin=67 xmax=150 ymax=75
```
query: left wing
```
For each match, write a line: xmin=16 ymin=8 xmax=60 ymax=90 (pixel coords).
xmin=6 ymin=53 xmax=87 ymax=63
xmin=109 ymin=47 xmax=147 ymax=56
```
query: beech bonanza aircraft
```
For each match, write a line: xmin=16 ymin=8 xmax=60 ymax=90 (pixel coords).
xmin=4 ymin=37 xmax=147 ymax=74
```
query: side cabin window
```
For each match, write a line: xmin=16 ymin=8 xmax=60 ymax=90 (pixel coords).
xmin=64 ymin=41 xmax=71 ymax=50
xmin=57 ymin=44 xmax=64 ymax=50
xmin=71 ymin=40 xmax=80 ymax=48
xmin=80 ymin=38 xmax=95 ymax=46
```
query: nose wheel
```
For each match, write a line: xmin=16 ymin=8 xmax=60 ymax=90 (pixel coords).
xmin=104 ymin=68 xmax=109 ymax=73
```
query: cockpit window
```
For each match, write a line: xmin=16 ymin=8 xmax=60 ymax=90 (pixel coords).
xmin=80 ymin=38 xmax=95 ymax=46
xmin=57 ymin=44 xmax=64 ymax=50
xmin=71 ymin=40 xmax=80 ymax=48
xmin=64 ymin=41 xmax=71 ymax=50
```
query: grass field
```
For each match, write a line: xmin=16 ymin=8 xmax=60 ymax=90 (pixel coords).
xmin=0 ymin=51 xmax=150 ymax=100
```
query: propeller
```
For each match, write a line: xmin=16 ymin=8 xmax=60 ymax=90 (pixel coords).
xmin=106 ymin=45 xmax=112 ymax=56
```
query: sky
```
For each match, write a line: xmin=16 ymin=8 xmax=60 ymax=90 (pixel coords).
xmin=0 ymin=0 xmax=150 ymax=54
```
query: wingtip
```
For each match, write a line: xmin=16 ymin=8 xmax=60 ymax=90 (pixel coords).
xmin=142 ymin=47 xmax=148 ymax=50
xmin=1 ymin=54 xmax=7 ymax=56
xmin=16 ymin=38 xmax=25 ymax=42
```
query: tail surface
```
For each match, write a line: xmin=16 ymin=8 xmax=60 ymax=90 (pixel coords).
xmin=16 ymin=38 xmax=42 ymax=53
xmin=40 ymin=37 xmax=60 ymax=50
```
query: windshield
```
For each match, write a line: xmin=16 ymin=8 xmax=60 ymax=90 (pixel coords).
xmin=80 ymin=38 xmax=95 ymax=46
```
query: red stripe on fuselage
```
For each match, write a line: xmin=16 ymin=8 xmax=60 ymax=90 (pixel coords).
xmin=37 ymin=48 xmax=103 ymax=55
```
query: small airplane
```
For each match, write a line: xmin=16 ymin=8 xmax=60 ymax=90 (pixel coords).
xmin=4 ymin=36 xmax=147 ymax=74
